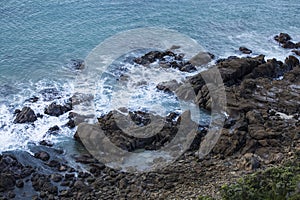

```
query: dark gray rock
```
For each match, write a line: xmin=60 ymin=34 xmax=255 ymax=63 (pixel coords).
xmin=47 ymin=125 xmax=60 ymax=135
xmin=0 ymin=173 xmax=15 ymax=192
xmin=69 ymin=59 xmax=85 ymax=70
xmin=39 ymin=140 xmax=53 ymax=147
xmin=282 ymin=41 xmax=296 ymax=49
xmin=44 ymin=102 xmax=72 ymax=117
xmin=274 ymin=33 xmax=292 ymax=44
xmin=239 ymin=46 xmax=252 ymax=54
xmin=14 ymin=107 xmax=37 ymax=123
xmin=134 ymin=50 xmax=199 ymax=72
xmin=26 ymin=96 xmax=39 ymax=103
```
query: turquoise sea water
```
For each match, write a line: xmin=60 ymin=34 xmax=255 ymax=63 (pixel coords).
xmin=1 ymin=0 xmax=299 ymax=83
xmin=0 ymin=0 xmax=299 ymax=152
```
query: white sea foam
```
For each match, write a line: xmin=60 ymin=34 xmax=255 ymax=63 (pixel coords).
xmin=0 ymin=57 xmax=210 ymax=154
xmin=94 ymin=59 xmax=207 ymax=117
xmin=0 ymin=80 xmax=76 ymax=153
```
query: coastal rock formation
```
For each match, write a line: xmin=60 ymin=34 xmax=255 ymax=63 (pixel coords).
xmin=14 ymin=107 xmax=37 ymax=123
xmin=156 ymin=50 xmax=300 ymax=166
xmin=193 ymin=55 xmax=299 ymax=163
xmin=74 ymin=110 xmax=186 ymax=151
xmin=2 ymin=38 xmax=300 ymax=199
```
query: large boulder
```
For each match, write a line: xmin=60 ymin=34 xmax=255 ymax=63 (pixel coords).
xmin=14 ymin=107 xmax=37 ymax=123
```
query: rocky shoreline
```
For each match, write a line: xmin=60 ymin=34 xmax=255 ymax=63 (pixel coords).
xmin=1 ymin=33 xmax=300 ymax=199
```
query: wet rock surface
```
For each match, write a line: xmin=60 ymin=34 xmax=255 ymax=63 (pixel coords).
xmin=274 ymin=33 xmax=300 ymax=54
xmin=239 ymin=46 xmax=252 ymax=54
xmin=44 ymin=101 xmax=72 ymax=117
xmin=134 ymin=50 xmax=213 ymax=72
xmin=14 ymin=107 xmax=37 ymax=123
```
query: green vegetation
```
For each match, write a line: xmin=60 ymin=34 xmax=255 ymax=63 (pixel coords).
xmin=221 ymin=158 xmax=300 ymax=200
xmin=198 ymin=195 xmax=214 ymax=200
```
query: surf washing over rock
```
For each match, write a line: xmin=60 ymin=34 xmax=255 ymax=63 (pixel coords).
xmin=0 ymin=30 xmax=300 ymax=198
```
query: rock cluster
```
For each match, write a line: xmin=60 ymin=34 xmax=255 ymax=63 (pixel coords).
xmin=274 ymin=33 xmax=300 ymax=49
xmin=274 ymin=33 xmax=300 ymax=56
xmin=2 ymin=33 xmax=300 ymax=199
xmin=134 ymin=50 xmax=214 ymax=72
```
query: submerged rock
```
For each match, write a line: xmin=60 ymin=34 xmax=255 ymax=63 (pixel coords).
xmin=239 ymin=46 xmax=252 ymax=54
xmin=39 ymin=140 xmax=53 ymax=147
xmin=39 ymin=88 xmax=61 ymax=101
xmin=69 ymin=59 xmax=85 ymax=70
xmin=14 ymin=107 xmax=37 ymax=123
xmin=34 ymin=151 xmax=50 ymax=161
xmin=26 ymin=96 xmax=39 ymax=103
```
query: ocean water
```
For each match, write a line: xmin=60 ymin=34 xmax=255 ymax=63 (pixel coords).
xmin=0 ymin=0 xmax=299 ymax=153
